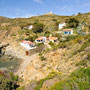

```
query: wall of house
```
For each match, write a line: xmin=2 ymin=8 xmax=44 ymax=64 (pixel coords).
xmin=59 ymin=23 xmax=66 ymax=29
xmin=20 ymin=43 xmax=35 ymax=50
xmin=27 ymin=46 xmax=44 ymax=56
xmin=35 ymin=37 xmax=46 ymax=43
xmin=64 ymin=30 xmax=73 ymax=35
xmin=28 ymin=25 xmax=33 ymax=30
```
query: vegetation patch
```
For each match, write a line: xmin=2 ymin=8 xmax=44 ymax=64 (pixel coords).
xmin=34 ymin=71 xmax=61 ymax=90
xmin=0 ymin=74 xmax=19 ymax=90
xmin=78 ymin=37 xmax=90 ymax=52
xmin=75 ymin=60 xmax=88 ymax=67
xmin=49 ymin=68 xmax=90 ymax=90
xmin=40 ymin=55 xmax=46 ymax=61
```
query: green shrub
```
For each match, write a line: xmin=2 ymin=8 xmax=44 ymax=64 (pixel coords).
xmin=65 ymin=35 xmax=78 ymax=42
xmin=35 ymin=71 xmax=61 ymax=90
xmin=49 ymin=68 xmax=90 ymax=90
xmin=32 ymin=22 xmax=44 ymax=34
xmin=16 ymin=86 xmax=25 ymax=90
xmin=49 ymin=41 xmax=55 ymax=47
xmin=0 ymin=75 xmax=19 ymax=90
xmin=87 ymin=53 xmax=90 ymax=60
xmin=27 ymin=35 xmax=37 ymax=42
xmin=10 ymin=72 xmax=19 ymax=81
xmin=75 ymin=60 xmax=87 ymax=67
xmin=58 ymin=42 xmax=67 ymax=48
xmin=78 ymin=38 xmax=90 ymax=52
xmin=38 ymin=53 xmax=42 ymax=56
xmin=40 ymin=56 xmax=46 ymax=61
xmin=37 ymin=43 xmax=44 ymax=47
xmin=65 ymin=17 xmax=79 ymax=28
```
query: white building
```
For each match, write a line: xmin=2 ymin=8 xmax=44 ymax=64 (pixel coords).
xmin=63 ymin=29 xmax=73 ymax=35
xmin=47 ymin=37 xmax=58 ymax=42
xmin=59 ymin=23 xmax=66 ymax=29
xmin=35 ymin=36 xmax=47 ymax=43
xmin=20 ymin=40 xmax=36 ymax=50
xmin=28 ymin=25 xmax=33 ymax=30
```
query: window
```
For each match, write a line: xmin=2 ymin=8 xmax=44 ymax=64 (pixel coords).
xmin=37 ymin=40 xmax=40 ymax=42
xmin=54 ymin=40 xmax=57 ymax=42
xmin=69 ymin=32 xmax=71 ymax=34
xmin=65 ymin=32 xmax=68 ymax=34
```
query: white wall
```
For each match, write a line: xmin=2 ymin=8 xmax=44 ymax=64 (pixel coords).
xmin=20 ymin=43 xmax=34 ymax=50
xmin=28 ymin=25 xmax=33 ymax=30
xmin=71 ymin=30 xmax=73 ymax=34
xmin=59 ymin=23 xmax=66 ymax=29
xmin=35 ymin=37 xmax=46 ymax=43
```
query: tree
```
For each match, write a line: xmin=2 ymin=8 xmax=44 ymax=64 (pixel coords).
xmin=33 ymin=22 xmax=44 ymax=33
xmin=65 ymin=18 xmax=79 ymax=28
xmin=0 ymin=75 xmax=19 ymax=90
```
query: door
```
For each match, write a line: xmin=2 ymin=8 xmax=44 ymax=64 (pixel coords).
xmin=69 ymin=32 xmax=71 ymax=34
xmin=26 ymin=51 xmax=29 ymax=56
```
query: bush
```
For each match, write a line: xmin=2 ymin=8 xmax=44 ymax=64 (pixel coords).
xmin=37 ymin=43 xmax=44 ymax=47
xmin=49 ymin=41 xmax=55 ymax=47
xmin=65 ymin=35 xmax=78 ymax=42
xmin=58 ymin=42 xmax=67 ymax=48
xmin=38 ymin=53 xmax=42 ymax=56
xmin=74 ymin=37 xmax=83 ymax=44
xmin=32 ymin=22 xmax=44 ymax=34
xmin=50 ymin=68 xmax=90 ymax=90
xmin=10 ymin=72 xmax=19 ymax=81
xmin=78 ymin=38 xmax=90 ymax=52
xmin=17 ymin=86 xmax=25 ymax=90
xmin=0 ymin=75 xmax=19 ymax=90
xmin=44 ymin=31 xmax=51 ymax=37
xmin=65 ymin=17 xmax=79 ymax=28
xmin=87 ymin=53 xmax=90 ymax=60
xmin=40 ymin=56 xmax=46 ymax=61
xmin=75 ymin=60 xmax=87 ymax=67
xmin=35 ymin=71 xmax=61 ymax=90
xmin=27 ymin=35 xmax=37 ymax=42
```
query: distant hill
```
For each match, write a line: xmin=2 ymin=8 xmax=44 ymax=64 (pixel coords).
xmin=0 ymin=12 xmax=89 ymax=38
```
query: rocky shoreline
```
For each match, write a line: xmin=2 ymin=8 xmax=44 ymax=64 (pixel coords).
xmin=0 ymin=54 xmax=22 ymax=73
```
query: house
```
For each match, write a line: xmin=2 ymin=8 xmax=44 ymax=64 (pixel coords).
xmin=20 ymin=40 xmax=36 ymax=50
xmin=63 ymin=29 xmax=73 ymax=35
xmin=59 ymin=23 xmax=66 ymax=29
xmin=28 ymin=25 xmax=33 ymax=30
xmin=35 ymin=36 xmax=46 ymax=43
xmin=47 ymin=37 xmax=58 ymax=42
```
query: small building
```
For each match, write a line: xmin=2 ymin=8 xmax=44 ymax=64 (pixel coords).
xmin=63 ymin=29 xmax=73 ymax=35
xmin=47 ymin=37 xmax=58 ymax=42
xmin=20 ymin=40 xmax=36 ymax=50
xmin=35 ymin=36 xmax=46 ymax=43
xmin=59 ymin=23 xmax=66 ymax=29
xmin=28 ymin=25 xmax=33 ymax=30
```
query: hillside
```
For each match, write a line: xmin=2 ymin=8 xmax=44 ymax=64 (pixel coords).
xmin=16 ymin=34 xmax=90 ymax=90
xmin=0 ymin=12 xmax=89 ymax=42
xmin=0 ymin=13 xmax=90 ymax=90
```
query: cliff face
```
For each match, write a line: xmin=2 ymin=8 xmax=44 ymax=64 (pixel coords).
xmin=21 ymin=44 xmax=86 ymax=85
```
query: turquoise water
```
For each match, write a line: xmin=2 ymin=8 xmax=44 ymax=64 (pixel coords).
xmin=0 ymin=56 xmax=21 ymax=72
xmin=0 ymin=60 xmax=18 ymax=68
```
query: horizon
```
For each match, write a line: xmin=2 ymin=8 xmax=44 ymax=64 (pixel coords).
xmin=0 ymin=0 xmax=90 ymax=18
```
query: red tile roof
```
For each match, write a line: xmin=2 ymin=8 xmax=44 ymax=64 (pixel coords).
xmin=47 ymin=37 xmax=58 ymax=40
xmin=35 ymin=36 xmax=46 ymax=40
xmin=63 ymin=29 xmax=72 ymax=31
xmin=21 ymin=40 xmax=33 ymax=44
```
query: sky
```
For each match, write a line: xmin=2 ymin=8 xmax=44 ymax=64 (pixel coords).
xmin=0 ymin=0 xmax=90 ymax=18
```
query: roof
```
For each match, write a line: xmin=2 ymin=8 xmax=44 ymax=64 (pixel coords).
xmin=21 ymin=40 xmax=33 ymax=44
xmin=47 ymin=37 xmax=58 ymax=40
xmin=35 ymin=36 xmax=46 ymax=40
xmin=63 ymin=29 xmax=73 ymax=31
